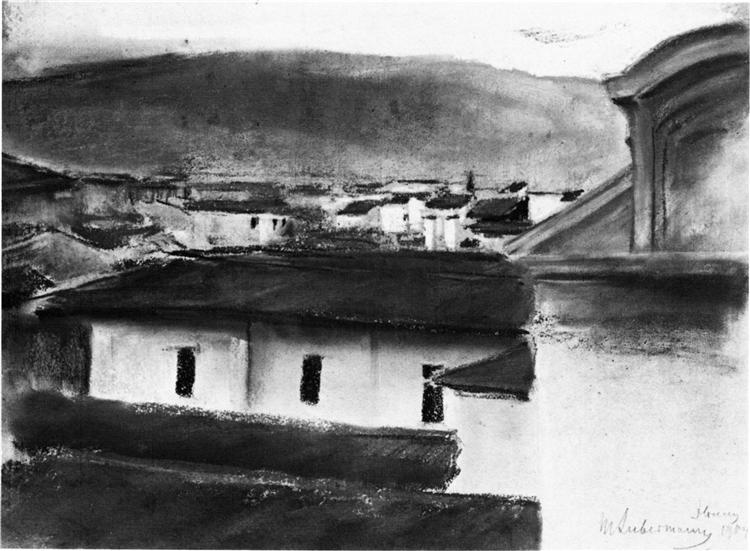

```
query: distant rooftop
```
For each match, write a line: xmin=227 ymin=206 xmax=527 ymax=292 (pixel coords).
xmin=396 ymin=179 xmax=443 ymax=185
xmin=426 ymin=194 xmax=472 ymax=210
xmin=337 ymin=200 xmax=384 ymax=215
xmin=468 ymin=198 xmax=519 ymax=220
xmin=184 ymin=199 xmax=294 ymax=215
xmin=469 ymin=220 xmax=533 ymax=237
xmin=386 ymin=193 xmax=431 ymax=204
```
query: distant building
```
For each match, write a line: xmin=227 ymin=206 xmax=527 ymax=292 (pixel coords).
xmin=128 ymin=183 xmax=184 ymax=204
xmin=423 ymin=194 xmax=473 ymax=251
xmin=379 ymin=193 xmax=431 ymax=234
xmin=379 ymin=195 xmax=411 ymax=234
xmin=184 ymin=200 xmax=294 ymax=248
xmin=334 ymin=200 xmax=383 ymax=230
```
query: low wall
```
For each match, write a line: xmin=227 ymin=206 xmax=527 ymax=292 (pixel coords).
xmin=8 ymin=391 xmax=462 ymax=490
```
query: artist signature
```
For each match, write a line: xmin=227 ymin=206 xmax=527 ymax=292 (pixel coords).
xmin=600 ymin=502 xmax=747 ymax=549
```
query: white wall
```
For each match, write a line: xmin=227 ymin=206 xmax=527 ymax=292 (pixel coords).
xmin=528 ymin=194 xmax=565 ymax=224
xmin=190 ymin=211 xmax=254 ymax=247
xmin=87 ymin=318 xmax=509 ymax=429
xmin=424 ymin=217 xmax=437 ymax=250
xmin=380 ymin=203 xmax=408 ymax=233
xmin=444 ymin=217 xmax=463 ymax=250
xmin=89 ymin=319 xmax=250 ymax=411
xmin=422 ymin=207 xmax=469 ymax=250
xmin=246 ymin=321 xmax=508 ymax=428
xmin=188 ymin=211 xmax=289 ymax=248
xmin=407 ymin=198 xmax=426 ymax=232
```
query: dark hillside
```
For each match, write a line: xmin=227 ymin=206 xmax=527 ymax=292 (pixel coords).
xmin=3 ymin=50 xmax=629 ymax=189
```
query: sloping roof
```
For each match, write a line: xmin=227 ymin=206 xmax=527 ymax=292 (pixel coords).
xmin=504 ymin=166 xmax=633 ymax=256
xmin=468 ymin=198 xmax=519 ymax=219
xmin=184 ymin=199 xmax=295 ymax=215
xmin=434 ymin=340 xmax=535 ymax=400
xmin=425 ymin=194 xmax=471 ymax=210
xmin=36 ymin=251 xmax=534 ymax=332
xmin=337 ymin=200 xmax=383 ymax=215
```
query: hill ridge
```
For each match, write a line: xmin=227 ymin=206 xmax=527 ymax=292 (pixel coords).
xmin=3 ymin=49 xmax=629 ymax=190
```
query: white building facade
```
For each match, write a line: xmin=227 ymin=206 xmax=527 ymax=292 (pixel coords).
xmin=85 ymin=318 xmax=511 ymax=429
xmin=188 ymin=210 xmax=290 ymax=248
xmin=422 ymin=196 xmax=472 ymax=251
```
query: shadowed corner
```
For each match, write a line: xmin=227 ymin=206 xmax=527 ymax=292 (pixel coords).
xmin=434 ymin=337 xmax=536 ymax=401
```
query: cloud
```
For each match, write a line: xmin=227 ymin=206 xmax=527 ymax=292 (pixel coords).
xmin=516 ymin=22 xmax=629 ymax=45
xmin=516 ymin=27 xmax=591 ymax=45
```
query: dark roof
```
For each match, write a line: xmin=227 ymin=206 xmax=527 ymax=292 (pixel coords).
xmin=184 ymin=199 xmax=295 ymax=215
xmin=425 ymin=194 xmax=471 ymax=210
xmin=396 ymin=179 xmax=443 ymax=185
xmin=467 ymin=198 xmax=519 ymax=219
xmin=337 ymin=200 xmax=383 ymax=215
xmin=2 ymin=154 xmax=75 ymax=194
xmin=383 ymin=195 xmax=411 ymax=205
xmin=80 ymin=173 xmax=141 ymax=185
xmin=435 ymin=340 xmax=534 ymax=400
xmin=187 ymin=181 xmax=279 ymax=192
xmin=468 ymin=220 xmax=533 ymax=237
xmin=561 ymin=189 xmax=584 ymax=202
xmin=385 ymin=193 xmax=430 ymax=205
xmin=36 ymin=251 xmax=533 ymax=332
xmin=500 ymin=181 xmax=528 ymax=193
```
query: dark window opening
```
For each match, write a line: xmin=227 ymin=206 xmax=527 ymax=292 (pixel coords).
xmin=422 ymin=364 xmax=442 ymax=379
xmin=176 ymin=347 xmax=196 ymax=397
xmin=422 ymin=364 xmax=444 ymax=423
xmin=251 ymin=216 xmax=259 ymax=229
xmin=300 ymin=354 xmax=322 ymax=405
xmin=272 ymin=218 xmax=278 ymax=230
xmin=281 ymin=218 xmax=287 ymax=226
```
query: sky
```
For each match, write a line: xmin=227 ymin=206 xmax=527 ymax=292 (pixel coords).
xmin=2 ymin=2 xmax=746 ymax=79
